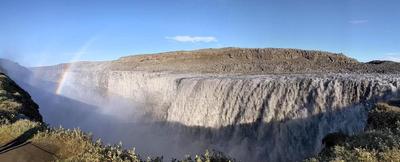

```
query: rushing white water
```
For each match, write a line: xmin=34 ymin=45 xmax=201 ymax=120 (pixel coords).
xmin=35 ymin=68 xmax=400 ymax=161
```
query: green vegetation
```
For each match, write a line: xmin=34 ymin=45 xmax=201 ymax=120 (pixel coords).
xmin=0 ymin=73 xmax=234 ymax=162
xmin=306 ymin=101 xmax=400 ymax=162
xmin=0 ymin=119 xmax=145 ymax=161
xmin=0 ymin=119 xmax=234 ymax=161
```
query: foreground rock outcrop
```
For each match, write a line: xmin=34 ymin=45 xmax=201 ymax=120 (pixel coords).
xmin=0 ymin=73 xmax=42 ymax=123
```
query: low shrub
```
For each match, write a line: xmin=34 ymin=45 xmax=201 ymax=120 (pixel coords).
xmin=0 ymin=120 xmax=234 ymax=162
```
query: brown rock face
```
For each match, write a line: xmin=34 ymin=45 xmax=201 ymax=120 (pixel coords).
xmin=33 ymin=48 xmax=400 ymax=75
xmin=110 ymin=48 xmax=400 ymax=74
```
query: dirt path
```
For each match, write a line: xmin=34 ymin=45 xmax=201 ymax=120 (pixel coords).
xmin=0 ymin=142 xmax=56 ymax=162
xmin=0 ymin=127 xmax=57 ymax=162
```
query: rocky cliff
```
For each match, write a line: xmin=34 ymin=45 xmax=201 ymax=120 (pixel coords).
xmin=0 ymin=72 xmax=42 ymax=123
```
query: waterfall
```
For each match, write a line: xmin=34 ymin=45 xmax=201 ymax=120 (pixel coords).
xmin=39 ymin=69 xmax=400 ymax=161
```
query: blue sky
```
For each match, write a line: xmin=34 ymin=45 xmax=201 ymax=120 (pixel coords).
xmin=0 ymin=0 xmax=399 ymax=66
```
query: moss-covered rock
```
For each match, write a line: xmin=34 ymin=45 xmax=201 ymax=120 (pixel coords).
xmin=0 ymin=73 xmax=42 ymax=122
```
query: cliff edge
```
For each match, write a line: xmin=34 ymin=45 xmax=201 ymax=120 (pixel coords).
xmin=0 ymin=73 xmax=42 ymax=123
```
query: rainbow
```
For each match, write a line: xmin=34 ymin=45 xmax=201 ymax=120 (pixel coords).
xmin=55 ymin=64 xmax=72 ymax=95
xmin=54 ymin=37 xmax=96 ymax=95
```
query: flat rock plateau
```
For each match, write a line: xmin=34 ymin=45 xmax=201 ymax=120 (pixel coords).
xmin=34 ymin=47 xmax=400 ymax=74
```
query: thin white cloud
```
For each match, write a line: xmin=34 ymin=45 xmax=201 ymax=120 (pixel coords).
xmin=381 ymin=53 xmax=400 ymax=62
xmin=349 ymin=20 xmax=369 ymax=24
xmin=166 ymin=35 xmax=217 ymax=43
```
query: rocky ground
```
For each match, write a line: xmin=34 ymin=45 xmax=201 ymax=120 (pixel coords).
xmin=34 ymin=48 xmax=400 ymax=74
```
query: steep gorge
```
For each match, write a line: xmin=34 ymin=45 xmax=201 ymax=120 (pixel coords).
xmin=7 ymin=48 xmax=400 ymax=161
